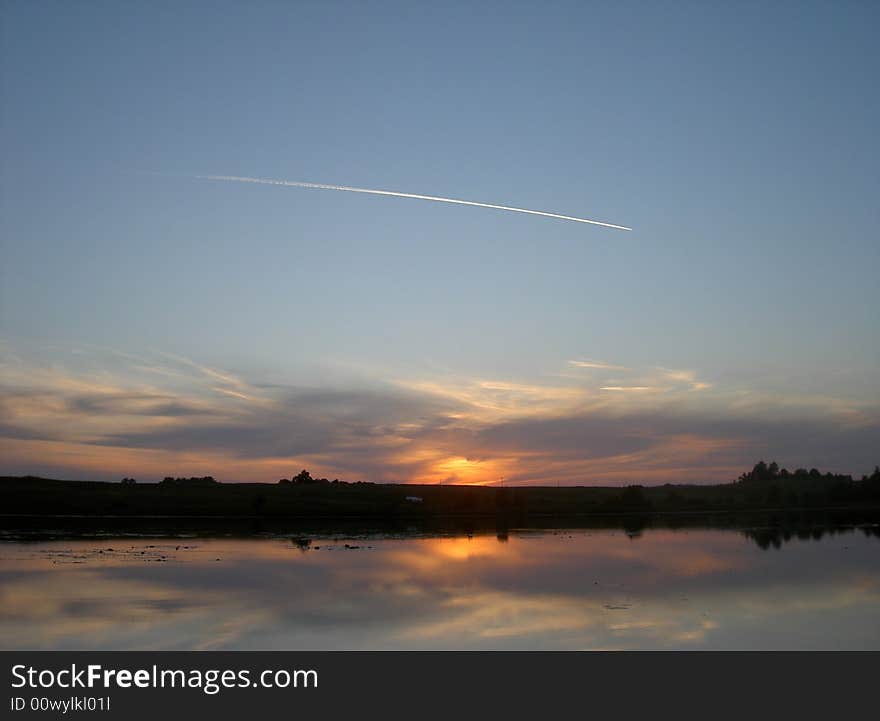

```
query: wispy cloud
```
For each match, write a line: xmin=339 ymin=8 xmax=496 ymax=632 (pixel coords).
xmin=397 ymin=377 xmax=590 ymax=421
xmin=655 ymin=367 xmax=713 ymax=392
xmin=157 ymin=352 xmax=263 ymax=402
xmin=565 ymin=361 xmax=711 ymax=394
xmin=568 ymin=359 xmax=628 ymax=370
xmin=211 ymin=387 xmax=253 ymax=401
xmin=1 ymin=343 xmax=877 ymax=485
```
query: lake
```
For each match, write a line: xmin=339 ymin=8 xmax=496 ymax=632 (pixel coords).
xmin=1 ymin=519 xmax=879 ymax=649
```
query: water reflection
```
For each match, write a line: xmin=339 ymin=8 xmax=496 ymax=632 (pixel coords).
xmin=743 ymin=523 xmax=880 ymax=550
xmin=1 ymin=524 xmax=878 ymax=650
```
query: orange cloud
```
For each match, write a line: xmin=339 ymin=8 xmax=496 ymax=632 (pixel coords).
xmin=2 ymin=344 xmax=877 ymax=484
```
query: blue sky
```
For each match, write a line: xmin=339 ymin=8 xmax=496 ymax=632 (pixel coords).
xmin=1 ymin=1 xmax=878 ymax=483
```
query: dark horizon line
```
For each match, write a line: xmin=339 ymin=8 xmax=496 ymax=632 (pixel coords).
xmin=5 ymin=458 xmax=880 ymax=489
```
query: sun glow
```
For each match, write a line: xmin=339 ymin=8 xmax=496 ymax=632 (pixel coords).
xmin=422 ymin=456 xmax=505 ymax=486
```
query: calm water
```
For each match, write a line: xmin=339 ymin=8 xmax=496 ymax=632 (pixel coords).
xmin=1 ymin=523 xmax=879 ymax=650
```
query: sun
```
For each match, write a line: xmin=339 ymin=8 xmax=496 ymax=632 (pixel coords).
xmin=420 ymin=456 xmax=504 ymax=486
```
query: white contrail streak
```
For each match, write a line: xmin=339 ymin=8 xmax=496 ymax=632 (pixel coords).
xmin=196 ymin=174 xmax=632 ymax=231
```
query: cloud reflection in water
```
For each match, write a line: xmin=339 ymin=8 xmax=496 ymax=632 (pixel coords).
xmin=1 ymin=528 xmax=878 ymax=649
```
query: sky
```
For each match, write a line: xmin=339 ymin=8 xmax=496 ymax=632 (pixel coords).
xmin=1 ymin=1 xmax=878 ymax=485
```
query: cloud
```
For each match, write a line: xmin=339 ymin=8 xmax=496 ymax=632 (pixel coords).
xmin=568 ymin=359 xmax=628 ymax=370
xmin=563 ymin=361 xmax=711 ymax=395
xmin=397 ymin=377 xmax=589 ymax=420
xmin=655 ymin=367 xmax=713 ymax=392
xmin=66 ymin=392 xmax=214 ymax=417
xmin=1 ymin=344 xmax=877 ymax=484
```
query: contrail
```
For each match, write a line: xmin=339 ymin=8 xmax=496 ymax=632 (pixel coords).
xmin=196 ymin=174 xmax=632 ymax=231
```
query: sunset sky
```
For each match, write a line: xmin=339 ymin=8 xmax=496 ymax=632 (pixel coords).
xmin=1 ymin=1 xmax=878 ymax=484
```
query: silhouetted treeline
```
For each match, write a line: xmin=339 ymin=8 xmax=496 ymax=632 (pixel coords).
xmin=277 ymin=469 xmax=373 ymax=486
xmin=159 ymin=476 xmax=217 ymax=486
xmin=738 ymin=460 xmax=857 ymax=484
xmin=730 ymin=461 xmax=880 ymax=509
xmin=2 ymin=462 xmax=879 ymax=520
